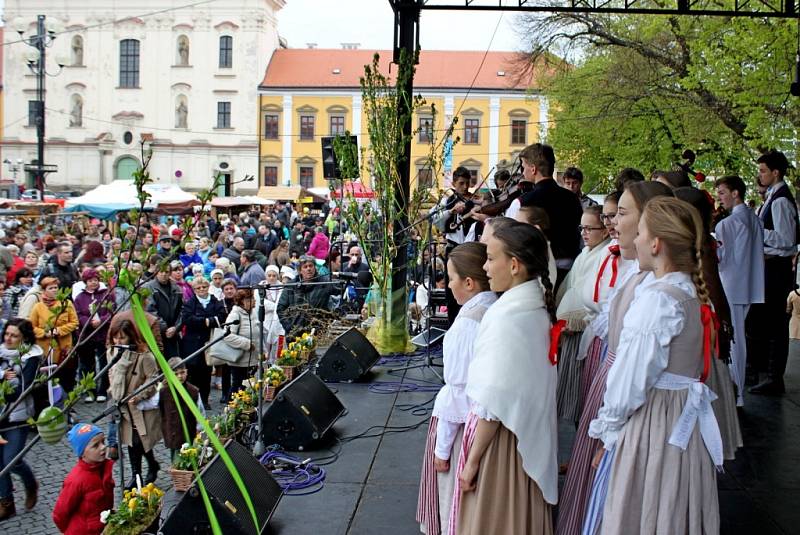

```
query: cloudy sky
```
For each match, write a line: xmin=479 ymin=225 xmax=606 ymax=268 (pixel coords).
xmin=277 ymin=1 xmax=523 ymax=52
xmin=1 ymin=1 xmax=525 ymax=52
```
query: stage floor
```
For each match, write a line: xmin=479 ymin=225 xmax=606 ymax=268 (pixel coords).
xmin=4 ymin=348 xmax=800 ymax=534
xmin=267 ymin=350 xmax=800 ymax=535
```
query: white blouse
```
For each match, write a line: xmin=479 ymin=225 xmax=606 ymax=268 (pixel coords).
xmin=586 ymin=256 xmax=640 ymax=342
xmin=588 ymin=271 xmax=696 ymax=449
xmin=557 ymin=240 xmax=610 ymax=327
xmin=432 ymin=290 xmax=497 ymax=460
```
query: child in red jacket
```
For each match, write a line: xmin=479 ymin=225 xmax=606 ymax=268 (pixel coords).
xmin=53 ymin=423 xmax=115 ymax=535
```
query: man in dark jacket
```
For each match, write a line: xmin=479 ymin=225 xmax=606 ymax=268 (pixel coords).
xmin=288 ymin=221 xmax=306 ymax=257
xmin=254 ymin=225 xmax=278 ymax=259
xmin=518 ymin=143 xmax=583 ymax=291
xmin=39 ymin=242 xmax=80 ymax=292
xmin=221 ymin=237 xmax=245 ymax=270
xmin=143 ymin=265 xmax=184 ymax=358
xmin=277 ymin=256 xmax=337 ymax=338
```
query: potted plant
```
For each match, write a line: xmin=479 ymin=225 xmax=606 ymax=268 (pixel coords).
xmin=101 ymin=482 xmax=164 ymax=534
xmin=276 ymin=346 xmax=301 ymax=380
xmin=169 ymin=436 xmax=214 ymax=492
xmin=297 ymin=331 xmax=315 ymax=361
xmin=264 ymin=365 xmax=286 ymax=401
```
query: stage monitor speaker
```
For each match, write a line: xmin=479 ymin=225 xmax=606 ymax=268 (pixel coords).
xmin=159 ymin=440 xmax=282 ymax=535
xmin=316 ymin=327 xmax=381 ymax=382
xmin=260 ymin=370 xmax=345 ymax=450
xmin=321 ymin=135 xmax=358 ymax=179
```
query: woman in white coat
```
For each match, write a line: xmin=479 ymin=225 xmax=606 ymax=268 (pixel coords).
xmin=222 ymin=289 xmax=260 ymax=397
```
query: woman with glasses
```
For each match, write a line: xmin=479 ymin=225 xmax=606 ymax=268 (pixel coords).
xmin=553 ymin=205 xmax=610 ymax=424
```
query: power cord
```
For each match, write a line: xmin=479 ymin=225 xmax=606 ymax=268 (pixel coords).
xmin=259 ymin=445 xmax=327 ymax=496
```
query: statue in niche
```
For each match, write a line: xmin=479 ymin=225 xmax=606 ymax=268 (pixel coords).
xmin=175 ymin=99 xmax=188 ymax=128
xmin=177 ymin=36 xmax=189 ymax=66
xmin=69 ymin=96 xmax=82 ymax=127
xmin=72 ymin=36 xmax=83 ymax=66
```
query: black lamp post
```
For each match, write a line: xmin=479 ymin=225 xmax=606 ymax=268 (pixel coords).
xmin=18 ymin=15 xmax=65 ymax=199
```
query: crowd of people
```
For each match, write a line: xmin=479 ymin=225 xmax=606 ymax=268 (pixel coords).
xmin=0 ymin=199 xmax=373 ymax=523
xmin=417 ymin=144 xmax=790 ymax=534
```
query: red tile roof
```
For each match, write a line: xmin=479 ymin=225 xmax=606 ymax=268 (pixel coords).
xmin=260 ymin=48 xmax=538 ymax=91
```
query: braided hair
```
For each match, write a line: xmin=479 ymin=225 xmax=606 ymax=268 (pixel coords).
xmin=640 ymin=197 xmax=712 ymax=307
xmin=490 ymin=221 xmax=557 ymax=324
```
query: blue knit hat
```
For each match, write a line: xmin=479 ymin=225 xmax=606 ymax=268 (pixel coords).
xmin=67 ymin=423 xmax=103 ymax=457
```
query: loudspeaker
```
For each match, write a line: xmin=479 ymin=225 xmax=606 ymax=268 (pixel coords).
xmin=160 ymin=440 xmax=282 ymax=535
xmin=260 ymin=370 xmax=345 ymax=450
xmin=321 ymin=135 xmax=358 ymax=179
xmin=316 ymin=327 xmax=381 ymax=382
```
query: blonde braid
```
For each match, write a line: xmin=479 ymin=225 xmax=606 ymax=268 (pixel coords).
xmin=691 ymin=245 xmax=712 ymax=307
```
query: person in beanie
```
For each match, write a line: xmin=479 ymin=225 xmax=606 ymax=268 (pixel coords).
xmin=52 ymin=423 xmax=114 ymax=535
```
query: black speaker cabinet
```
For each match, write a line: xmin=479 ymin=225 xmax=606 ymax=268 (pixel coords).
xmin=260 ymin=370 xmax=345 ymax=451
xmin=316 ymin=327 xmax=381 ymax=382
xmin=160 ymin=440 xmax=282 ymax=535
xmin=321 ymin=135 xmax=358 ymax=179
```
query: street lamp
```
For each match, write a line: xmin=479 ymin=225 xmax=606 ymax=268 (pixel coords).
xmin=2 ymin=158 xmax=23 ymax=183
xmin=18 ymin=15 xmax=66 ymax=199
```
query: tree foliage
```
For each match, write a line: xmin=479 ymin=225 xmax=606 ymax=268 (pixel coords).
xmin=516 ymin=11 xmax=799 ymax=192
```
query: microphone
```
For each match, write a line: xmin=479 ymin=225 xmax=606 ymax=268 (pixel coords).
xmin=221 ymin=319 xmax=240 ymax=327
xmin=111 ymin=344 xmax=136 ymax=351
xmin=332 ymin=271 xmax=359 ymax=280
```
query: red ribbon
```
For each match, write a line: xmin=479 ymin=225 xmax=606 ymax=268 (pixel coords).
xmin=699 ymin=305 xmax=720 ymax=383
xmin=593 ymin=247 xmax=621 ymax=302
xmin=549 ymin=320 xmax=566 ymax=365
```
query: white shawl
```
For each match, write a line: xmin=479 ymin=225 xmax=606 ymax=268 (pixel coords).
xmin=466 ymin=279 xmax=559 ymax=504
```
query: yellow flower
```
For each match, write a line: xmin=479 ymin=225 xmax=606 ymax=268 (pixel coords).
xmin=128 ymin=498 xmax=138 ymax=510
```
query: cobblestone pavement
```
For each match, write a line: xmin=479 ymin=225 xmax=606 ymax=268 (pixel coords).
xmin=2 ymin=387 xmax=228 ymax=534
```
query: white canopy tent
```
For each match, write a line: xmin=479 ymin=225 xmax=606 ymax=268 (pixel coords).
xmin=65 ymin=180 xmax=197 ymax=208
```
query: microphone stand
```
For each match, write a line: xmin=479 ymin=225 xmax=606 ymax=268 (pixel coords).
xmin=253 ymin=286 xmax=268 ymax=457
xmin=391 ymin=208 xmax=444 ymax=382
xmin=0 ymin=327 xmax=233 ymax=481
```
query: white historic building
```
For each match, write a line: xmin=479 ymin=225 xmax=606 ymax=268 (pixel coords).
xmin=2 ymin=0 xmax=284 ymax=194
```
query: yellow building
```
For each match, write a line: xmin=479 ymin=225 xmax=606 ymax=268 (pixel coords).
xmin=257 ymin=49 xmax=548 ymax=190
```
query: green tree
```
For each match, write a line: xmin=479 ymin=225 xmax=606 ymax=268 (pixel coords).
xmin=517 ymin=11 xmax=799 ymax=191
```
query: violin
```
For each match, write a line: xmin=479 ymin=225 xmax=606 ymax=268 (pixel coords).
xmin=449 ymin=159 xmax=530 ymax=229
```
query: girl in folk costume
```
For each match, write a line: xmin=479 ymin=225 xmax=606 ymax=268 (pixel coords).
xmin=585 ymin=197 xmax=723 ymax=535
xmin=576 ymin=192 xmax=634 ymax=401
xmin=416 ymin=243 xmax=497 ymax=535
xmin=554 ymin=205 xmax=610 ymax=423
xmin=450 ymin=222 xmax=558 ymax=535
xmin=558 ymin=182 xmax=674 ymax=535
xmin=674 ymin=187 xmax=742 ymax=460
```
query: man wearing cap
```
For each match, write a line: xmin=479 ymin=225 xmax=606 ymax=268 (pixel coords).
xmin=157 ymin=234 xmax=174 ymax=256
xmin=277 ymin=256 xmax=336 ymax=337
